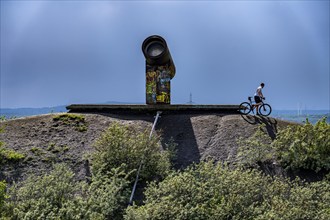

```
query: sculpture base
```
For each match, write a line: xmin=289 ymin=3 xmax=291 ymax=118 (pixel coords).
xmin=66 ymin=104 xmax=240 ymax=115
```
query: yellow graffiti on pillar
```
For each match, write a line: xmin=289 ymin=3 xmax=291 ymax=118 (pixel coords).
xmin=156 ymin=94 xmax=165 ymax=103
xmin=146 ymin=82 xmax=156 ymax=94
xmin=157 ymin=92 xmax=170 ymax=103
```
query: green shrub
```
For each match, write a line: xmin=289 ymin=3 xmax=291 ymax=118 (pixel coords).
xmin=0 ymin=147 xmax=25 ymax=163
xmin=83 ymin=167 xmax=131 ymax=220
xmin=76 ymin=124 xmax=88 ymax=132
xmin=53 ymin=114 xmax=85 ymax=123
xmin=3 ymin=163 xmax=81 ymax=219
xmin=53 ymin=114 xmax=88 ymax=132
xmin=126 ymin=161 xmax=268 ymax=219
xmin=0 ymin=181 xmax=7 ymax=215
xmin=258 ymin=178 xmax=330 ymax=219
xmin=237 ymin=118 xmax=330 ymax=172
xmin=30 ymin=147 xmax=44 ymax=156
xmin=236 ymin=125 xmax=274 ymax=167
xmin=125 ymin=161 xmax=330 ymax=220
xmin=0 ymin=128 xmax=25 ymax=164
xmin=3 ymin=164 xmax=131 ymax=220
xmin=30 ymin=147 xmax=39 ymax=153
xmin=92 ymin=123 xmax=172 ymax=181
xmin=273 ymin=118 xmax=330 ymax=172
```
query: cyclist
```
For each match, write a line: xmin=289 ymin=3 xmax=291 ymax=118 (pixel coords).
xmin=253 ymin=83 xmax=265 ymax=115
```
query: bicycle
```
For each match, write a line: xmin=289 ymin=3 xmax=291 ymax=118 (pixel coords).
xmin=239 ymin=97 xmax=272 ymax=116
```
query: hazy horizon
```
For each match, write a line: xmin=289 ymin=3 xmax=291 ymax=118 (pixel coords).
xmin=0 ymin=103 xmax=329 ymax=112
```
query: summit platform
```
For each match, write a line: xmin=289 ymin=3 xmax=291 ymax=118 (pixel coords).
xmin=66 ymin=104 xmax=240 ymax=114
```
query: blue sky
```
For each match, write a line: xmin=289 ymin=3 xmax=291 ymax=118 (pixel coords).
xmin=1 ymin=0 xmax=329 ymax=110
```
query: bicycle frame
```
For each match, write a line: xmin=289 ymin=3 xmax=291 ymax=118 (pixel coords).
xmin=248 ymin=97 xmax=260 ymax=113
xmin=239 ymin=97 xmax=272 ymax=116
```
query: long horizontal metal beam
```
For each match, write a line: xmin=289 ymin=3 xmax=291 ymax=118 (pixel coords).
xmin=66 ymin=104 xmax=240 ymax=114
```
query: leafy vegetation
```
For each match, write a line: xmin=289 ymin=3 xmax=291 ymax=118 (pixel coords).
xmin=1 ymin=122 xmax=174 ymax=219
xmin=236 ymin=125 xmax=273 ymax=167
xmin=30 ymin=146 xmax=43 ymax=156
xmin=92 ymin=123 xmax=172 ymax=181
xmin=83 ymin=167 xmax=131 ymax=219
xmin=273 ymin=118 xmax=330 ymax=172
xmin=237 ymin=118 xmax=330 ymax=172
xmin=53 ymin=113 xmax=85 ymax=123
xmin=1 ymin=119 xmax=329 ymax=219
xmin=53 ymin=114 xmax=88 ymax=132
xmin=2 ymin=164 xmax=130 ymax=220
xmin=46 ymin=142 xmax=69 ymax=154
xmin=0 ymin=181 xmax=7 ymax=215
xmin=126 ymin=161 xmax=330 ymax=220
xmin=0 ymin=127 xmax=25 ymax=164
xmin=0 ymin=147 xmax=25 ymax=163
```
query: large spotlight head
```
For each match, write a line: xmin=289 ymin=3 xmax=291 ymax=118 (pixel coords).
xmin=146 ymin=41 xmax=165 ymax=57
xmin=142 ymin=35 xmax=171 ymax=65
xmin=142 ymin=35 xmax=176 ymax=105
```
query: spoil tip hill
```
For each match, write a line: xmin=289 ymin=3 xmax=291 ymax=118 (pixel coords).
xmin=0 ymin=113 xmax=296 ymax=183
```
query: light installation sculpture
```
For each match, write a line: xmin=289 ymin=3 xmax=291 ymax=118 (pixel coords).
xmin=142 ymin=35 xmax=176 ymax=104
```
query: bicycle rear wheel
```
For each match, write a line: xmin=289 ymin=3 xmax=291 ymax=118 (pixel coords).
xmin=239 ymin=102 xmax=252 ymax=115
xmin=259 ymin=104 xmax=272 ymax=116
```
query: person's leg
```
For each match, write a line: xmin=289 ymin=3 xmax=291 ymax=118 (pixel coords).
xmin=256 ymin=104 xmax=260 ymax=115
xmin=254 ymin=96 xmax=261 ymax=115
xmin=252 ymin=104 xmax=256 ymax=112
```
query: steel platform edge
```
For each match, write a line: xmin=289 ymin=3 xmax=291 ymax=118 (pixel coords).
xmin=66 ymin=104 xmax=240 ymax=115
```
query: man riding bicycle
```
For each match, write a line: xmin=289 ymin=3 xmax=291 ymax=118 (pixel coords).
xmin=253 ymin=83 xmax=265 ymax=115
xmin=239 ymin=82 xmax=271 ymax=116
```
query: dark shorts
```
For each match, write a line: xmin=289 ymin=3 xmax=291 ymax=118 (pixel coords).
xmin=254 ymin=96 xmax=262 ymax=104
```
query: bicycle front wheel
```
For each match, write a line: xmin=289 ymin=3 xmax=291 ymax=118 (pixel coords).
xmin=259 ymin=104 xmax=272 ymax=116
xmin=239 ymin=102 xmax=252 ymax=115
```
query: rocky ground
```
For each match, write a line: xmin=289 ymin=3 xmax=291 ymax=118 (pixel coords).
xmin=0 ymin=112 xmax=297 ymax=184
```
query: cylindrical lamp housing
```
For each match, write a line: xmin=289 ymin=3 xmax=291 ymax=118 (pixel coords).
xmin=142 ymin=35 xmax=176 ymax=104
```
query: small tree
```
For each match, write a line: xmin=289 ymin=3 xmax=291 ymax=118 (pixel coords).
xmin=237 ymin=118 xmax=330 ymax=172
xmin=92 ymin=123 xmax=172 ymax=181
xmin=236 ymin=125 xmax=274 ymax=167
xmin=273 ymin=118 xmax=330 ymax=172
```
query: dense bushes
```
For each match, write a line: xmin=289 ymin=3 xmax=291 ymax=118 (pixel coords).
xmin=236 ymin=125 xmax=273 ymax=167
xmin=0 ymin=181 xmax=6 ymax=215
xmin=2 ymin=162 xmax=329 ymax=220
xmin=273 ymin=118 xmax=330 ymax=172
xmin=1 ymin=122 xmax=173 ymax=219
xmin=238 ymin=118 xmax=330 ymax=172
xmin=92 ymin=123 xmax=172 ymax=181
xmin=1 ymin=119 xmax=329 ymax=219
xmin=1 ymin=164 xmax=130 ymax=220
xmin=3 ymin=164 xmax=84 ymax=219
xmin=83 ymin=168 xmax=131 ymax=219
xmin=126 ymin=161 xmax=330 ymax=220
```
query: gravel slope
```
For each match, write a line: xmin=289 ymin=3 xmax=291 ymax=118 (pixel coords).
xmin=0 ymin=113 xmax=296 ymax=183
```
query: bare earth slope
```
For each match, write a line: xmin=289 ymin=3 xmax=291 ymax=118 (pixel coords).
xmin=0 ymin=113 xmax=296 ymax=183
